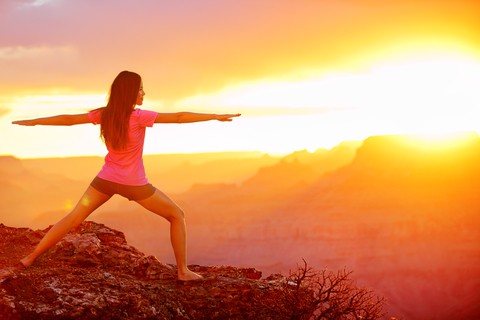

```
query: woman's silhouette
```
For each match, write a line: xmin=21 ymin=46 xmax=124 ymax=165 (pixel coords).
xmin=12 ymin=70 xmax=240 ymax=281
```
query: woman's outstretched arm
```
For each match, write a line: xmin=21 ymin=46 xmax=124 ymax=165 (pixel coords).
xmin=12 ymin=113 xmax=91 ymax=126
xmin=155 ymin=112 xmax=241 ymax=124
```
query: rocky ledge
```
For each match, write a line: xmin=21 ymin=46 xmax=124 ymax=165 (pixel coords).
xmin=0 ymin=221 xmax=288 ymax=320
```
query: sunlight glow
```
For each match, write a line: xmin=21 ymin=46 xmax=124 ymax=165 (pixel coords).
xmin=1 ymin=93 xmax=108 ymax=158
xmin=177 ymin=52 xmax=480 ymax=137
xmin=3 ymin=51 xmax=479 ymax=158
xmin=64 ymin=199 xmax=73 ymax=211
xmin=405 ymin=131 xmax=479 ymax=152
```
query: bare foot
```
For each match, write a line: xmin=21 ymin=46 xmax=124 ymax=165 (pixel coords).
xmin=178 ymin=269 xmax=204 ymax=281
xmin=20 ymin=254 xmax=36 ymax=268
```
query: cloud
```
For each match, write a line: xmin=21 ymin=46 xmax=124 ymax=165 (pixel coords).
xmin=0 ymin=45 xmax=77 ymax=60
xmin=0 ymin=0 xmax=477 ymax=102
xmin=0 ymin=0 xmax=54 ymax=11
xmin=25 ymin=0 xmax=56 ymax=7
xmin=14 ymin=0 xmax=57 ymax=8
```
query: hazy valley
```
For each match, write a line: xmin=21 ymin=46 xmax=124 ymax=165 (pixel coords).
xmin=1 ymin=134 xmax=479 ymax=319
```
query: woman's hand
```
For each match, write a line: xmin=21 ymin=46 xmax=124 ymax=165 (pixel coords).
xmin=12 ymin=119 xmax=37 ymax=126
xmin=215 ymin=114 xmax=241 ymax=122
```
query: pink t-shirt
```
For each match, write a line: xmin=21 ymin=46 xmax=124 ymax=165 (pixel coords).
xmin=88 ymin=108 xmax=158 ymax=186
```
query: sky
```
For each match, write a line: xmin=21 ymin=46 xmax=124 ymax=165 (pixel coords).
xmin=0 ymin=0 xmax=479 ymax=158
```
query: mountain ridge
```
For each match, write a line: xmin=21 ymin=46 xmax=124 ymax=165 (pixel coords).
xmin=1 ymin=134 xmax=479 ymax=319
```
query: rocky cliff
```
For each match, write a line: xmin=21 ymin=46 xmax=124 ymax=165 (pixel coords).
xmin=0 ymin=221 xmax=287 ymax=320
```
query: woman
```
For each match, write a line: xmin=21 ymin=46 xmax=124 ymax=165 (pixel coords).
xmin=12 ymin=70 xmax=240 ymax=281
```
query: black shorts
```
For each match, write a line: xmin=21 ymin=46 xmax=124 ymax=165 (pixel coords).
xmin=90 ymin=176 xmax=156 ymax=201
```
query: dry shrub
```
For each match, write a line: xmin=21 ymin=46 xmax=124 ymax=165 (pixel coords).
xmin=263 ymin=259 xmax=386 ymax=320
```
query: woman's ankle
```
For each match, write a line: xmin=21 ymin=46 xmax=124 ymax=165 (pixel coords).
xmin=20 ymin=254 xmax=36 ymax=267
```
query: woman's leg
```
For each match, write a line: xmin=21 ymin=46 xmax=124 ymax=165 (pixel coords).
xmin=21 ymin=186 xmax=111 ymax=267
xmin=136 ymin=189 xmax=203 ymax=281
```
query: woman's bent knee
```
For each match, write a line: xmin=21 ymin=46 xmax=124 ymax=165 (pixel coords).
xmin=137 ymin=189 xmax=186 ymax=221
xmin=168 ymin=206 xmax=185 ymax=222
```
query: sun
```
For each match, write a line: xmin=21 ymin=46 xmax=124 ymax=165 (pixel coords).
xmin=363 ymin=52 xmax=479 ymax=131
xmin=404 ymin=131 xmax=479 ymax=152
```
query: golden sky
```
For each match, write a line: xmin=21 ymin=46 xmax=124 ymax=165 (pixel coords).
xmin=1 ymin=0 xmax=479 ymax=157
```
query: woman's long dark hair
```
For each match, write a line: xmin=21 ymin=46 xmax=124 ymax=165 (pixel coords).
xmin=100 ymin=71 xmax=142 ymax=150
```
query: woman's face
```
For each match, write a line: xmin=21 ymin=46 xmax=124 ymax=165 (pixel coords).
xmin=136 ymin=82 xmax=145 ymax=106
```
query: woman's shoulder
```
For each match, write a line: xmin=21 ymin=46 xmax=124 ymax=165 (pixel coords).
xmin=133 ymin=108 xmax=159 ymax=117
xmin=134 ymin=108 xmax=157 ymax=113
xmin=132 ymin=108 xmax=158 ymax=126
xmin=88 ymin=107 xmax=105 ymax=124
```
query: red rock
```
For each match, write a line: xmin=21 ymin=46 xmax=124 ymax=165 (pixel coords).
xmin=0 ymin=221 xmax=288 ymax=319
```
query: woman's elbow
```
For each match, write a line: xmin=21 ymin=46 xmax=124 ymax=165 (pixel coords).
xmin=64 ymin=115 xmax=79 ymax=126
xmin=63 ymin=116 xmax=74 ymax=126
xmin=175 ymin=112 xmax=188 ymax=123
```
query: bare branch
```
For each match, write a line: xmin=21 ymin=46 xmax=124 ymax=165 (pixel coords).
xmin=259 ymin=260 xmax=387 ymax=320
